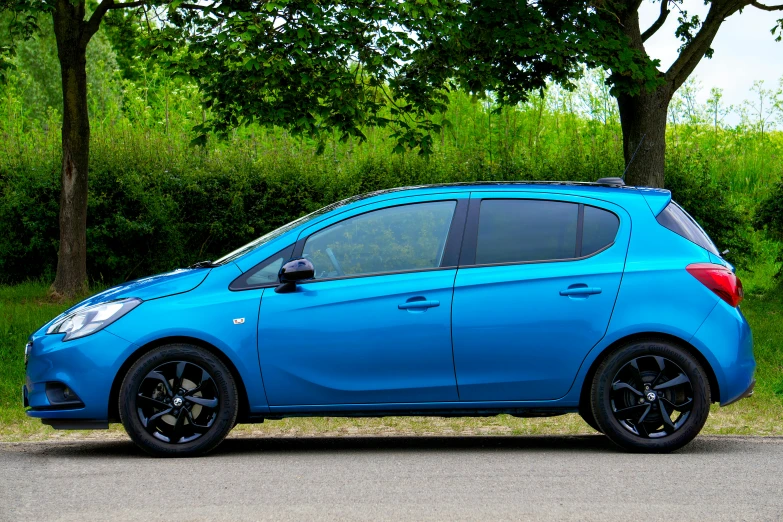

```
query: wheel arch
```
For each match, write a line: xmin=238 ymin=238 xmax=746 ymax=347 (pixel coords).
xmin=108 ymin=336 xmax=251 ymax=423
xmin=579 ymin=332 xmax=721 ymax=409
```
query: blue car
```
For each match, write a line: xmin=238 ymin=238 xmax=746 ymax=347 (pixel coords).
xmin=24 ymin=179 xmax=754 ymax=456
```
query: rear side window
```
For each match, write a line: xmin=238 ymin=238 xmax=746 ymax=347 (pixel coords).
xmin=656 ymin=202 xmax=718 ymax=255
xmin=474 ymin=199 xmax=620 ymax=265
xmin=582 ymin=205 xmax=620 ymax=256
xmin=476 ymin=200 xmax=578 ymax=264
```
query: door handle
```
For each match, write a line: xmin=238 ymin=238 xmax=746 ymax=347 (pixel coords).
xmin=398 ymin=300 xmax=440 ymax=310
xmin=559 ymin=285 xmax=602 ymax=297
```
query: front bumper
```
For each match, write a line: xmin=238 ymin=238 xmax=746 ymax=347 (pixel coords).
xmin=24 ymin=329 xmax=137 ymax=421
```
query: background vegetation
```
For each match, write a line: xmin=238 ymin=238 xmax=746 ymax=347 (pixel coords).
xmin=0 ymin=19 xmax=781 ymax=438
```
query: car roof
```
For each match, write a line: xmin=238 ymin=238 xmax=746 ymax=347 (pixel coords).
xmin=337 ymin=181 xmax=647 ymax=207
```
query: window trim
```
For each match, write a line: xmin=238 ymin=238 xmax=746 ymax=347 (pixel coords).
xmin=228 ymin=244 xmax=295 ymax=291
xmin=287 ymin=198 xmax=468 ymax=284
xmin=459 ymin=197 xmax=620 ymax=268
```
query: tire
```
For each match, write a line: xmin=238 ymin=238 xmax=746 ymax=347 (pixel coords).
xmin=590 ymin=339 xmax=711 ymax=453
xmin=119 ymin=344 xmax=238 ymax=457
xmin=578 ymin=403 xmax=602 ymax=433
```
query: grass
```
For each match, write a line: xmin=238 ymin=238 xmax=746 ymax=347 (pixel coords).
xmin=1 ymin=275 xmax=781 ymax=442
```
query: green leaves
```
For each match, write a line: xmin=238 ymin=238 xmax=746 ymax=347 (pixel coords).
xmin=143 ymin=0 xmax=664 ymax=154
xmin=147 ymin=0 xmax=471 ymax=154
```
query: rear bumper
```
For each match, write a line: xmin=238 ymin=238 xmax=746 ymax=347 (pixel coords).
xmin=723 ymin=379 xmax=755 ymax=407
xmin=690 ymin=301 xmax=755 ymax=406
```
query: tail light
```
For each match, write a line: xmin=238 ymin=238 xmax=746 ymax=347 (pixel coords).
xmin=686 ymin=263 xmax=744 ymax=307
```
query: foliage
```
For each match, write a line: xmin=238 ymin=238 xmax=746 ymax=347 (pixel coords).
xmin=0 ymin=18 xmax=779 ymax=283
xmin=756 ymin=181 xmax=783 ymax=242
xmin=755 ymin=181 xmax=783 ymax=277
xmin=665 ymin=153 xmax=754 ymax=265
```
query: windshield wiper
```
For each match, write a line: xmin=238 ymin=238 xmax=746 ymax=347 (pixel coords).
xmin=189 ymin=260 xmax=220 ymax=269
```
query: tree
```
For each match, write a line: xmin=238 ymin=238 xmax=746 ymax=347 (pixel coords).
xmin=449 ymin=1 xmax=783 ymax=188
xmin=3 ymin=0 xmax=628 ymax=296
xmin=595 ymin=1 xmax=783 ymax=188
xmin=1 ymin=0 xmax=165 ymax=297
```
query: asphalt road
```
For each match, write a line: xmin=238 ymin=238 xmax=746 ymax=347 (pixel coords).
xmin=1 ymin=435 xmax=782 ymax=521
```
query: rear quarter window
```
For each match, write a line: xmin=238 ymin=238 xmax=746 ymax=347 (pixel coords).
xmin=656 ymin=202 xmax=719 ymax=255
xmin=582 ymin=205 xmax=620 ymax=256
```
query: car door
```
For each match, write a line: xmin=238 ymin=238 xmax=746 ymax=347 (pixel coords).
xmin=255 ymin=195 xmax=468 ymax=407
xmin=452 ymin=192 xmax=630 ymax=401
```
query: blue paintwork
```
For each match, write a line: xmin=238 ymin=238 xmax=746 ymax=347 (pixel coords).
xmin=258 ymin=270 xmax=459 ymax=406
xmin=24 ymin=182 xmax=755 ymax=425
xmin=452 ymin=192 xmax=630 ymax=401
xmin=637 ymin=187 xmax=672 ymax=216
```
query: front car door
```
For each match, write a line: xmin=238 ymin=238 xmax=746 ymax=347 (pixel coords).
xmin=255 ymin=194 xmax=468 ymax=407
xmin=452 ymin=191 xmax=631 ymax=401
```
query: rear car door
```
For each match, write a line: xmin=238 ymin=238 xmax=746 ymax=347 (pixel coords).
xmin=255 ymin=194 xmax=468 ymax=406
xmin=452 ymin=192 xmax=631 ymax=401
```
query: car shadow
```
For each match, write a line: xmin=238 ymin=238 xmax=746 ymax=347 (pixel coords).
xmin=214 ymin=434 xmax=617 ymax=456
xmin=1 ymin=433 xmax=747 ymax=459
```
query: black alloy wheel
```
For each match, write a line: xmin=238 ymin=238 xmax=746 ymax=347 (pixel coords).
xmin=609 ymin=355 xmax=693 ymax=438
xmin=119 ymin=344 xmax=238 ymax=457
xmin=136 ymin=360 xmax=220 ymax=444
xmin=590 ymin=339 xmax=711 ymax=453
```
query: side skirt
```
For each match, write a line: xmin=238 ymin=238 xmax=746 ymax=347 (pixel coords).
xmin=254 ymin=407 xmax=577 ymax=422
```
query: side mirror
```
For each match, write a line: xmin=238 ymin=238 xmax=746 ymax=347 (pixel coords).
xmin=275 ymin=258 xmax=315 ymax=293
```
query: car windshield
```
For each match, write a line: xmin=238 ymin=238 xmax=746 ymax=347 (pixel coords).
xmin=214 ymin=189 xmax=399 ymax=265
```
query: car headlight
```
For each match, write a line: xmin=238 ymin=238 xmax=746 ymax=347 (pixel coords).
xmin=46 ymin=298 xmax=142 ymax=341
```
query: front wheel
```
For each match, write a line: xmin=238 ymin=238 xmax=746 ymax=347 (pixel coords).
xmin=590 ymin=339 xmax=711 ymax=453
xmin=119 ymin=344 xmax=238 ymax=457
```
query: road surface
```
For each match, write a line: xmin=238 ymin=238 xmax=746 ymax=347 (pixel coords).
xmin=1 ymin=435 xmax=782 ymax=521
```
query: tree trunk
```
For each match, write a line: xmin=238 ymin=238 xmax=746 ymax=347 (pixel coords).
xmin=51 ymin=1 xmax=90 ymax=297
xmin=616 ymin=85 xmax=673 ymax=189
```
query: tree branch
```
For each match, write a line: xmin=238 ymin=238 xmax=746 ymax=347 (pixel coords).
xmin=641 ymin=0 xmax=670 ymax=41
xmin=82 ymin=0 xmax=148 ymax=47
xmin=179 ymin=3 xmax=215 ymax=10
xmin=750 ymin=1 xmax=783 ymax=10
xmin=106 ymin=1 xmax=148 ymax=9
xmin=665 ymin=1 xmax=745 ymax=91
xmin=81 ymin=0 xmax=219 ymax=47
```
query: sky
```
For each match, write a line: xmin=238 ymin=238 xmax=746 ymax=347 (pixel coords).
xmin=639 ymin=0 xmax=782 ymax=122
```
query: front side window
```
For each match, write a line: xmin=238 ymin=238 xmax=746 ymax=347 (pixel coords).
xmin=303 ymin=201 xmax=457 ymax=280
xmin=246 ymin=255 xmax=287 ymax=286
xmin=476 ymin=200 xmax=579 ymax=265
xmin=230 ymin=245 xmax=294 ymax=290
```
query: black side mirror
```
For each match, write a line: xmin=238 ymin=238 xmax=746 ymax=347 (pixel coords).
xmin=275 ymin=258 xmax=315 ymax=293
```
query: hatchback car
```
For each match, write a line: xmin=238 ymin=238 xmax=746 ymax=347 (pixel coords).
xmin=24 ymin=179 xmax=754 ymax=456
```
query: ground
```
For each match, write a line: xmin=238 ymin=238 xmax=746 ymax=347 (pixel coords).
xmin=2 ymin=435 xmax=783 ymax=520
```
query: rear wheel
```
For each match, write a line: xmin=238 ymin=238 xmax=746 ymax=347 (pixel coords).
xmin=579 ymin=403 xmax=602 ymax=433
xmin=590 ymin=339 xmax=710 ymax=453
xmin=119 ymin=344 xmax=238 ymax=457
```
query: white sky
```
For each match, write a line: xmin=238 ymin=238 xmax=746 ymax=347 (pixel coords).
xmin=639 ymin=0 xmax=783 ymax=121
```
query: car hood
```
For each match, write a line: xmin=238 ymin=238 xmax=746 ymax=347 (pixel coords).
xmin=38 ymin=268 xmax=210 ymax=332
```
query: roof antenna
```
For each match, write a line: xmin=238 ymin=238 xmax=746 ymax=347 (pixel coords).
xmin=622 ymin=134 xmax=646 ymax=182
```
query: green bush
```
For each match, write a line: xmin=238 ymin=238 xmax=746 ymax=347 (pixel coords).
xmin=755 ymin=180 xmax=783 ymax=241
xmin=0 ymin=131 xmax=758 ymax=285
xmin=754 ymin=180 xmax=783 ymax=276
xmin=665 ymin=153 xmax=755 ymax=268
